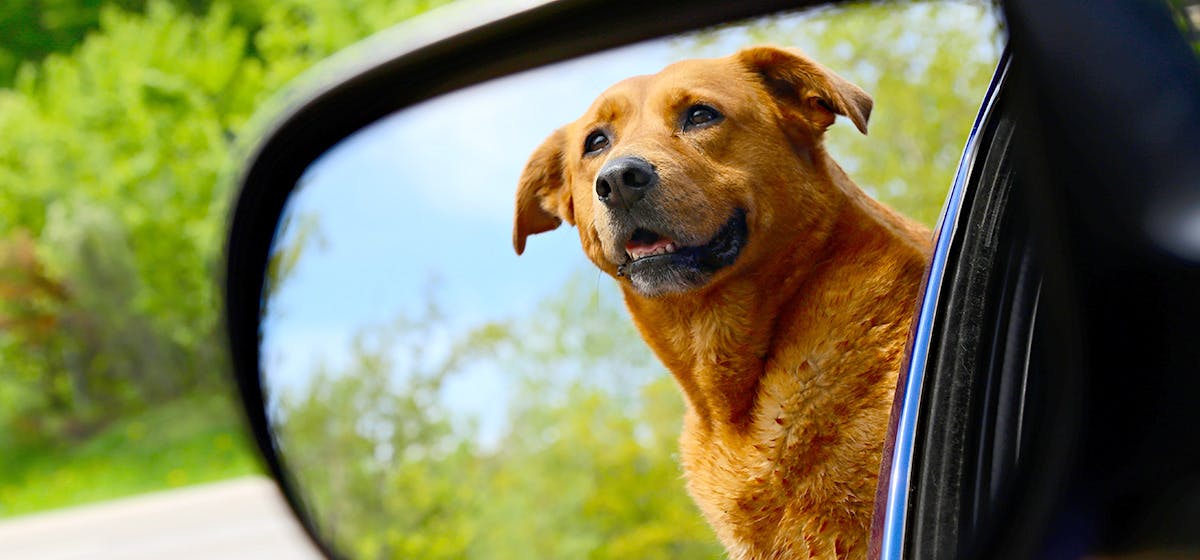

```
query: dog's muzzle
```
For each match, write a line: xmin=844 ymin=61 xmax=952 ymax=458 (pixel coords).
xmin=617 ymin=209 xmax=748 ymax=297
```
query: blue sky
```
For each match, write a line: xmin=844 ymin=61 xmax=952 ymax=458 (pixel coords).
xmin=258 ymin=20 xmax=774 ymax=364
xmin=260 ymin=31 xmax=700 ymax=440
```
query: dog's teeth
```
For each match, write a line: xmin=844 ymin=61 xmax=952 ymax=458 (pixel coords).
xmin=627 ymin=241 xmax=678 ymax=261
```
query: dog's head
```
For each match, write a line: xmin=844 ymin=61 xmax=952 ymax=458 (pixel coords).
xmin=513 ymin=46 xmax=871 ymax=297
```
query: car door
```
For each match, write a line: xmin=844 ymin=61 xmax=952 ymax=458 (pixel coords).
xmin=881 ymin=1 xmax=1200 ymax=558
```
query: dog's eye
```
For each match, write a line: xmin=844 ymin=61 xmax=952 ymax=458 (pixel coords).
xmin=684 ymin=105 xmax=722 ymax=129
xmin=584 ymin=131 xmax=610 ymax=155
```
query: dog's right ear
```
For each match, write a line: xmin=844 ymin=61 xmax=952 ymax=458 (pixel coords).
xmin=737 ymin=45 xmax=872 ymax=136
xmin=513 ymin=129 xmax=573 ymax=255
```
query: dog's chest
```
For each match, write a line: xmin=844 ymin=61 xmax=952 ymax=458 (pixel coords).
xmin=676 ymin=372 xmax=878 ymax=559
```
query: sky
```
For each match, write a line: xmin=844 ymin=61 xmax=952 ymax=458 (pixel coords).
xmin=260 ymin=28 xmax=693 ymax=442
xmin=257 ymin=1 xmax=1000 ymax=445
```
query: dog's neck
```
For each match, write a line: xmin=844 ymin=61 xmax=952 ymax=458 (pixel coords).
xmin=620 ymin=163 xmax=927 ymax=432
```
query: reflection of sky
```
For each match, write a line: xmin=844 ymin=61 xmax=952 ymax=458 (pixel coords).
xmin=261 ymin=33 xmax=695 ymax=443
xmin=259 ymin=3 xmax=999 ymax=444
xmin=265 ymin=31 xmax=768 ymax=328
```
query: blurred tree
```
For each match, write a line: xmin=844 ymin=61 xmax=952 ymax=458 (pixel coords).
xmin=0 ymin=1 xmax=263 ymax=439
xmin=277 ymin=276 xmax=724 ymax=559
xmin=683 ymin=0 xmax=1001 ymax=226
xmin=275 ymin=297 xmax=500 ymax=559
xmin=0 ymin=0 xmax=428 ymax=86
xmin=809 ymin=2 xmax=1001 ymax=226
xmin=0 ymin=0 xmax=450 ymax=440
xmin=0 ymin=231 xmax=71 ymax=440
xmin=0 ymin=0 xmax=140 ymax=86
xmin=464 ymin=276 xmax=723 ymax=559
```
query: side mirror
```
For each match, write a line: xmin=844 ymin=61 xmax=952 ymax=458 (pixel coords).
xmin=223 ymin=0 xmax=1003 ymax=557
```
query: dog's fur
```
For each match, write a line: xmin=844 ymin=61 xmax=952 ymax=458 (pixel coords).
xmin=513 ymin=46 xmax=931 ymax=559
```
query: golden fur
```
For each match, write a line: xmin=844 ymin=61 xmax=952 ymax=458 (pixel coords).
xmin=513 ymin=46 xmax=931 ymax=559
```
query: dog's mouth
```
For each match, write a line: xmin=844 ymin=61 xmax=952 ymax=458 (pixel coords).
xmin=624 ymin=229 xmax=679 ymax=262
xmin=616 ymin=209 xmax=747 ymax=296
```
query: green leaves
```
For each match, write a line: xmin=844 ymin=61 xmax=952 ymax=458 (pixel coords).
xmin=0 ymin=2 xmax=252 ymax=430
xmin=687 ymin=1 xmax=1002 ymax=227
xmin=815 ymin=3 xmax=1001 ymax=226
xmin=276 ymin=277 xmax=724 ymax=559
xmin=0 ymin=0 xmax=450 ymax=441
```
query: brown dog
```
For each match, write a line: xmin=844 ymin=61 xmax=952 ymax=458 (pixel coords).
xmin=513 ymin=46 xmax=931 ymax=559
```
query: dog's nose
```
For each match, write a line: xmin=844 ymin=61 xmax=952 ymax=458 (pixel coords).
xmin=596 ymin=156 xmax=657 ymax=207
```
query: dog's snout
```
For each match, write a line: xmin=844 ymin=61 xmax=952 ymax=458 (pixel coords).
xmin=596 ymin=156 xmax=657 ymax=207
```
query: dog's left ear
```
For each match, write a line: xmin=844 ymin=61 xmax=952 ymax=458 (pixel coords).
xmin=513 ymin=129 xmax=574 ymax=255
xmin=737 ymin=45 xmax=872 ymax=135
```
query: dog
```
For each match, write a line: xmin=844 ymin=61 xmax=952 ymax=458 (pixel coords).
xmin=512 ymin=45 xmax=931 ymax=559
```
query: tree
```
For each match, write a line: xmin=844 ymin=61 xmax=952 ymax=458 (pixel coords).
xmin=276 ymin=325 xmax=480 ymax=559
xmin=465 ymin=276 xmax=722 ymax=559
xmin=0 ymin=2 xmax=260 ymax=434
xmin=0 ymin=0 xmax=451 ymax=439
xmin=684 ymin=0 xmax=1002 ymax=226
xmin=0 ymin=0 xmax=142 ymax=86
xmin=276 ymin=276 xmax=724 ymax=559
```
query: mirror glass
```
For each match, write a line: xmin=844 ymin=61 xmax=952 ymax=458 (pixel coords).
xmin=261 ymin=3 xmax=1001 ymax=557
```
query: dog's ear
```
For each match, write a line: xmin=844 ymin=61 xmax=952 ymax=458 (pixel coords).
xmin=513 ymin=129 xmax=574 ymax=255
xmin=737 ymin=45 xmax=872 ymax=135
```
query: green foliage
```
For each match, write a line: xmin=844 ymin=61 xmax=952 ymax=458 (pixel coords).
xmin=687 ymin=0 xmax=1001 ymax=226
xmin=276 ymin=298 xmax=491 ymax=559
xmin=811 ymin=2 xmax=1000 ymax=226
xmin=0 ymin=0 xmax=140 ymax=86
xmin=0 ymin=0 xmax=444 ymax=86
xmin=0 ymin=0 xmax=451 ymax=439
xmin=475 ymin=377 xmax=721 ymax=560
xmin=0 ymin=1 xmax=253 ymax=436
xmin=277 ymin=277 xmax=724 ymax=559
xmin=0 ymin=0 xmax=452 ymax=513
xmin=0 ymin=394 xmax=260 ymax=517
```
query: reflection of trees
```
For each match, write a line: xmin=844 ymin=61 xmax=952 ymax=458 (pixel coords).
xmin=276 ymin=273 xmax=723 ymax=559
xmin=276 ymin=296 xmax=485 ymax=558
xmin=264 ymin=208 xmax=326 ymax=306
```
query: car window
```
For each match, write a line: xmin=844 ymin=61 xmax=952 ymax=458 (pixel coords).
xmin=258 ymin=2 xmax=1002 ymax=557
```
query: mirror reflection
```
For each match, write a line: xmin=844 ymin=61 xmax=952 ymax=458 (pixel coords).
xmin=262 ymin=3 xmax=1000 ymax=557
